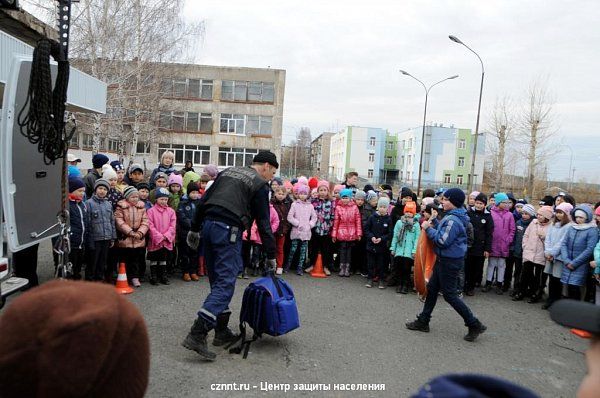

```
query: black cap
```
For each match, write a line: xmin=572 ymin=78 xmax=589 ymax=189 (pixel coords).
xmin=550 ymin=299 xmax=600 ymax=336
xmin=252 ymin=151 xmax=279 ymax=169
xmin=474 ymin=193 xmax=488 ymax=205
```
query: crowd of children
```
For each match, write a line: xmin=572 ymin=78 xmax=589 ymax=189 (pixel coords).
xmin=68 ymin=155 xmax=600 ymax=309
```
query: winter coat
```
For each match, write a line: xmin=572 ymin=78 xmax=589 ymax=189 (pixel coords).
xmin=149 ymin=164 xmax=176 ymax=189
xmin=425 ymin=207 xmax=470 ymax=259
xmin=522 ymin=219 xmax=550 ymax=265
xmin=69 ymin=199 xmax=87 ymax=249
xmin=311 ymin=198 xmax=334 ymax=236
xmin=365 ymin=212 xmax=393 ymax=253
xmin=146 ymin=203 xmax=177 ymax=252
xmin=390 ymin=215 xmax=420 ymax=258
xmin=247 ymin=204 xmax=279 ymax=245
xmin=560 ymin=206 xmax=599 ymax=286
xmin=332 ymin=201 xmax=362 ymax=242
xmin=114 ymin=200 xmax=149 ymax=249
xmin=287 ymin=200 xmax=317 ymax=241
xmin=271 ymin=198 xmax=291 ymax=236
xmin=467 ymin=208 xmax=494 ymax=256
xmin=115 ymin=182 xmax=129 ymax=194
xmin=169 ymin=191 xmax=183 ymax=212
xmin=85 ymin=195 xmax=116 ymax=244
xmin=106 ymin=188 xmax=123 ymax=211
xmin=490 ymin=206 xmax=515 ymax=257
xmin=177 ymin=196 xmax=200 ymax=239
xmin=83 ymin=169 xmax=101 ymax=199
xmin=140 ymin=199 xmax=152 ymax=210
xmin=594 ymin=239 xmax=600 ymax=276
xmin=361 ymin=203 xmax=376 ymax=229
xmin=512 ymin=218 xmax=532 ymax=258
xmin=544 ymin=221 xmax=570 ymax=261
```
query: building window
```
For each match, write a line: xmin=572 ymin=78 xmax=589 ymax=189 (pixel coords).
xmin=221 ymin=80 xmax=234 ymax=100
xmin=444 ymin=174 xmax=451 ymax=184
xmin=188 ymin=79 xmax=200 ymax=97
xmin=82 ymin=133 xmax=93 ymax=149
xmin=368 ymin=153 xmax=375 ymax=162
xmin=222 ymin=80 xmax=273 ymax=102
xmin=408 ymin=154 xmax=412 ymax=165
xmin=136 ymin=142 xmax=151 ymax=154
xmin=173 ymin=78 xmax=187 ymax=97
xmin=108 ymin=139 xmax=120 ymax=153
xmin=367 ymin=169 xmax=374 ymax=179
xmin=159 ymin=111 xmax=171 ymax=129
xmin=458 ymin=157 xmax=465 ymax=167
xmin=160 ymin=78 xmax=173 ymax=96
xmin=186 ymin=112 xmax=199 ymax=131
xmin=385 ymin=156 xmax=393 ymax=165
xmin=246 ymin=115 xmax=273 ymax=136
xmin=386 ymin=142 xmax=394 ymax=150
xmin=458 ymin=139 xmax=466 ymax=149
xmin=408 ymin=138 xmax=413 ymax=150
xmin=218 ymin=147 xmax=259 ymax=167
xmin=369 ymin=137 xmax=376 ymax=147
xmin=159 ymin=144 xmax=211 ymax=166
xmin=219 ymin=114 xmax=246 ymax=135
xmin=172 ymin=112 xmax=185 ymax=131
xmin=200 ymin=113 xmax=212 ymax=132
xmin=456 ymin=175 xmax=464 ymax=185
xmin=69 ymin=133 xmax=79 ymax=149
xmin=201 ymin=80 xmax=213 ymax=99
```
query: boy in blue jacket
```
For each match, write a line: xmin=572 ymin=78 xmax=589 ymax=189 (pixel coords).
xmin=68 ymin=177 xmax=88 ymax=280
xmin=177 ymin=181 xmax=202 ymax=282
xmin=364 ymin=197 xmax=393 ymax=289
xmin=406 ymin=188 xmax=487 ymax=342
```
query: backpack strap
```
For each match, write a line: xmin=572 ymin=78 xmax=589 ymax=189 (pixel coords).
xmin=270 ymin=273 xmax=284 ymax=297
xmin=228 ymin=287 xmax=266 ymax=359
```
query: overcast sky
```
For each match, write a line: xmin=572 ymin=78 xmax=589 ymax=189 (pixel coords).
xmin=183 ymin=0 xmax=599 ymax=182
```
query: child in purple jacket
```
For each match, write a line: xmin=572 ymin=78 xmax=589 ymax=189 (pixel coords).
xmin=482 ymin=193 xmax=515 ymax=293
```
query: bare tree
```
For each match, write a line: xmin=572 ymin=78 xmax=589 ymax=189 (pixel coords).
xmin=486 ymin=96 xmax=515 ymax=192
xmin=518 ymin=79 xmax=556 ymax=200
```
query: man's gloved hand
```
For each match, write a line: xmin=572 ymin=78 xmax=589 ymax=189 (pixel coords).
xmin=266 ymin=258 xmax=277 ymax=273
xmin=187 ymin=231 xmax=201 ymax=250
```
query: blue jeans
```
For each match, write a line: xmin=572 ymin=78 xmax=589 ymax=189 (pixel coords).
xmin=197 ymin=220 xmax=243 ymax=329
xmin=418 ymin=257 xmax=478 ymax=327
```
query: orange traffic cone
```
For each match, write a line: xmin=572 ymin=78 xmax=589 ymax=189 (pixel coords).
xmin=310 ymin=253 xmax=327 ymax=278
xmin=115 ymin=263 xmax=134 ymax=294
xmin=571 ymin=328 xmax=592 ymax=339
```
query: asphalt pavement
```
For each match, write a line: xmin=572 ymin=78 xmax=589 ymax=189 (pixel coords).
xmin=17 ymin=243 xmax=589 ymax=397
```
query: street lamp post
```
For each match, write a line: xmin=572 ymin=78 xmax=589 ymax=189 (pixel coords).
xmin=449 ymin=35 xmax=484 ymax=193
xmin=399 ymin=70 xmax=458 ymax=197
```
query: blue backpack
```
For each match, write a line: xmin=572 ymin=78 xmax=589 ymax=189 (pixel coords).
xmin=228 ymin=274 xmax=300 ymax=358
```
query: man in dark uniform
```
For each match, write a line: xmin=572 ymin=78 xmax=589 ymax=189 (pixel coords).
xmin=182 ymin=151 xmax=278 ymax=361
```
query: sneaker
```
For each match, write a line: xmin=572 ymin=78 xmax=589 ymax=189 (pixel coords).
xmin=378 ymin=281 xmax=386 ymax=289
xmin=324 ymin=267 xmax=331 ymax=276
xmin=360 ymin=273 xmax=368 ymax=278
xmin=132 ymin=278 xmax=141 ymax=287
xmin=275 ymin=268 xmax=283 ymax=275
xmin=464 ymin=322 xmax=487 ymax=342
xmin=406 ymin=319 xmax=430 ymax=333
xmin=373 ymin=276 xmax=380 ymax=283
xmin=365 ymin=279 xmax=373 ymax=288
xmin=183 ymin=273 xmax=192 ymax=282
xmin=305 ymin=266 xmax=314 ymax=273
xmin=296 ymin=269 xmax=303 ymax=276
xmin=344 ymin=267 xmax=351 ymax=277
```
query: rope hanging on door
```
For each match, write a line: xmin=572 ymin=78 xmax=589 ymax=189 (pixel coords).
xmin=17 ymin=39 xmax=75 ymax=165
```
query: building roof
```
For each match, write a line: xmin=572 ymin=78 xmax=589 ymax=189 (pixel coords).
xmin=0 ymin=7 xmax=58 ymax=47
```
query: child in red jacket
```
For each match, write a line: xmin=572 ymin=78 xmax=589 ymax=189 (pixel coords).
xmin=332 ymin=189 xmax=362 ymax=277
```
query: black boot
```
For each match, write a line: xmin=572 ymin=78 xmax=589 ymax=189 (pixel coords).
xmin=159 ymin=262 xmax=170 ymax=285
xmin=406 ymin=318 xmax=430 ymax=332
xmin=481 ymin=281 xmax=492 ymax=292
xmin=149 ymin=264 xmax=159 ymax=285
xmin=400 ymin=283 xmax=409 ymax=295
xmin=213 ymin=312 xmax=240 ymax=347
xmin=495 ymin=283 xmax=504 ymax=295
xmin=182 ymin=317 xmax=216 ymax=361
xmin=464 ymin=321 xmax=487 ymax=342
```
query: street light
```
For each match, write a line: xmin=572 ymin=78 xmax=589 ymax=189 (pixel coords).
xmin=399 ymin=70 xmax=458 ymax=196
xmin=449 ymin=34 xmax=484 ymax=193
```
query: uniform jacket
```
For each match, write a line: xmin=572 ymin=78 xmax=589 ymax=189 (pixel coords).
xmin=146 ymin=203 xmax=177 ymax=252
xmin=271 ymin=198 xmax=291 ymax=236
xmin=287 ymin=200 xmax=317 ymax=241
xmin=390 ymin=215 xmax=420 ymax=258
xmin=177 ymin=196 xmax=200 ymax=239
xmin=365 ymin=212 xmax=392 ymax=253
xmin=247 ymin=204 xmax=279 ymax=245
xmin=512 ymin=218 xmax=532 ymax=258
xmin=85 ymin=195 xmax=116 ymax=244
xmin=490 ymin=206 xmax=516 ymax=257
xmin=332 ymin=201 xmax=362 ymax=242
xmin=522 ymin=219 xmax=550 ymax=265
xmin=560 ymin=206 xmax=599 ymax=286
xmin=69 ymin=199 xmax=87 ymax=249
xmin=544 ymin=221 xmax=570 ymax=261
xmin=114 ymin=199 xmax=149 ymax=249
xmin=467 ymin=208 xmax=494 ymax=256
xmin=311 ymin=198 xmax=334 ymax=236
xmin=425 ymin=207 xmax=470 ymax=259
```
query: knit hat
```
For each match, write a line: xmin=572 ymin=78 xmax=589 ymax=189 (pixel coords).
xmin=168 ymin=173 xmax=183 ymax=187
xmin=333 ymin=184 xmax=344 ymax=193
xmin=68 ymin=164 xmax=81 ymax=178
xmin=539 ymin=195 xmax=554 ymax=206
xmin=363 ymin=184 xmax=375 ymax=193
xmin=308 ymin=177 xmax=319 ymax=190
xmin=574 ymin=209 xmax=587 ymax=220
xmin=555 ymin=202 xmax=574 ymax=217
xmin=129 ymin=163 xmax=144 ymax=174
xmin=404 ymin=201 xmax=417 ymax=214
xmin=317 ymin=180 xmax=330 ymax=190
xmin=435 ymin=187 xmax=446 ymax=196
xmin=0 ymin=280 xmax=150 ymax=398
xmin=252 ymin=151 xmax=279 ymax=168
xmin=298 ymin=176 xmax=308 ymax=186
xmin=92 ymin=153 xmax=109 ymax=169
xmin=474 ymin=193 xmax=488 ymax=205
xmin=469 ymin=191 xmax=480 ymax=198
xmin=422 ymin=189 xmax=436 ymax=199
xmin=421 ymin=197 xmax=434 ymax=207
xmin=283 ymin=180 xmax=293 ymax=189
xmin=493 ymin=192 xmax=509 ymax=203
xmin=94 ymin=178 xmax=110 ymax=192
xmin=272 ymin=177 xmax=283 ymax=186
xmin=400 ymin=186 xmax=413 ymax=199
xmin=203 ymin=164 xmax=219 ymax=179
xmin=521 ymin=204 xmax=536 ymax=217
xmin=377 ymin=197 xmax=390 ymax=208
xmin=443 ymin=188 xmax=466 ymax=209
xmin=187 ymin=181 xmax=200 ymax=194
xmin=123 ymin=185 xmax=139 ymax=199
xmin=68 ymin=177 xmax=85 ymax=193
xmin=354 ymin=190 xmax=366 ymax=200
xmin=155 ymin=187 xmax=170 ymax=200
xmin=136 ymin=182 xmax=150 ymax=192
xmin=293 ymin=184 xmax=309 ymax=196
xmin=516 ymin=199 xmax=528 ymax=205
xmin=110 ymin=160 xmax=124 ymax=171
xmin=339 ymin=188 xmax=353 ymax=198
xmin=366 ymin=190 xmax=378 ymax=202
xmin=595 ymin=206 xmax=600 ymax=216
xmin=154 ymin=172 xmax=168 ymax=183
xmin=101 ymin=164 xmax=117 ymax=181
xmin=537 ymin=205 xmax=554 ymax=221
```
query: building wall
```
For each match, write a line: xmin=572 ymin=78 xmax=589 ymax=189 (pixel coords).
xmin=329 ymin=126 xmax=387 ymax=182
xmin=310 ymin=132 xmax=333 ymax=177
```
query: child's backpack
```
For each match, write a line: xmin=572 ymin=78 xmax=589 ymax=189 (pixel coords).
xmin=227 ymin=274 xmax=300 ymax=358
